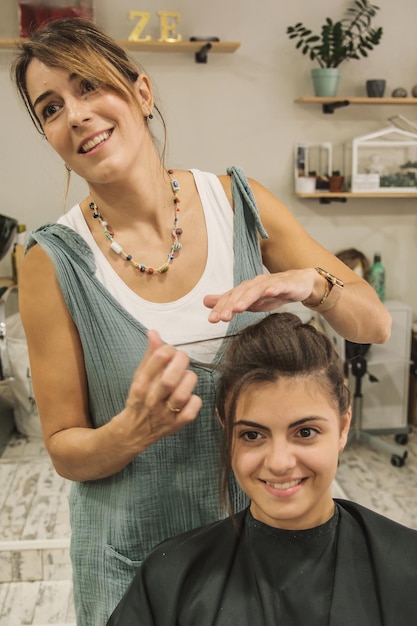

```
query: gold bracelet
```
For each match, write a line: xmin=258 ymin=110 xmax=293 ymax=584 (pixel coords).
xmin=302 ymin=267 xmax=344 ymax=308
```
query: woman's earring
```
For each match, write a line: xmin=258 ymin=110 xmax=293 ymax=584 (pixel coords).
xmin=65 ymin=163 xmax=72 ymax=172
xmin=148 ymin=112 xmax=154 ymax=120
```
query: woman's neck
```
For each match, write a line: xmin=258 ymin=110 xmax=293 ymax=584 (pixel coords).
xmin=85 ymin=161 xmax=174 ymax=233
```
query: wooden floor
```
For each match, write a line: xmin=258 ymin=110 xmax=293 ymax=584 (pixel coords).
xmin=0 ymin=433 xmax=74 ymax=626
xmin=0 ymin=427 xmax=416 ymax=624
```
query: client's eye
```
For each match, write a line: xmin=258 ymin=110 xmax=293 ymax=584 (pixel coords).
xmin=241 ymin=431 xmax=261 ymax=441
xmin=298 ymin=427 xmax=318 ymax=439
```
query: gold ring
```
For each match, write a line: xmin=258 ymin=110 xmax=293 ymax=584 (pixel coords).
xmin=166 ymin=401 xmax=181 ymax=413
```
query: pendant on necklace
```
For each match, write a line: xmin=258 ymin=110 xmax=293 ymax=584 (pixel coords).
xmin=89 ymin=169 xmax=183 ymax=275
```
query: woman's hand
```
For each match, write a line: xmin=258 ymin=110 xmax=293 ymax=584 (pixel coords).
xmin=114 ymin=330 xmax=202 ymax=452
xmin=204 ymin=269 xmax=318 ymax=322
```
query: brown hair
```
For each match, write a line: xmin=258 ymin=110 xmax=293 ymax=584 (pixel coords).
xmin=12 ymin=17 xmax=166 ymax=146
xmin=216 ymin=312 xmax=350 ymax=510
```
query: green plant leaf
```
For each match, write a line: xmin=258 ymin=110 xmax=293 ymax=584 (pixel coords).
xmin=286 ymin=0 xmax=382 ymax=68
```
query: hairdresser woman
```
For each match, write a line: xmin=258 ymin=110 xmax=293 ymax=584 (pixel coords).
xmin=12 ymin=18 xmax=390 ymax=625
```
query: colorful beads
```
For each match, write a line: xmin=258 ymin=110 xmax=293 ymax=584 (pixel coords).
xmin=110 ymin=241 xmax=123 ymax=255
xmin=89 ymin=169 xmax=183 ymax=276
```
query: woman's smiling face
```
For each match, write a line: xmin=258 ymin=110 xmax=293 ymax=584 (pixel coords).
xmin=25 ymin=58 xmax=153 ymax=185
xmin=231 ymin=376 xmax=351 ymax=531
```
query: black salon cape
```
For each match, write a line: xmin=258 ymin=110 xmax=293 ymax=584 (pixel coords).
xmin=107 ymin=500 xmax=417 ymax=626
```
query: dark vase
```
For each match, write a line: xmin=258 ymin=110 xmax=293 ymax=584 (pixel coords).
xmin=366 ymin=80 xmax=386 ymax=98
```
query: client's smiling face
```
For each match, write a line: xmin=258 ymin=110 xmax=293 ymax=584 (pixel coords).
xmin=231 ymin=376 xmax=351 ymax=531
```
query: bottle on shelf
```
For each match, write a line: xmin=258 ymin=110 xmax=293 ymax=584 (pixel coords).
xmin=368 ymin=253 xmax=385 ymax=302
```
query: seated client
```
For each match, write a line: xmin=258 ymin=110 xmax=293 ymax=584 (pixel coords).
xmin=108 ymin=312 xmax=417 ymax=626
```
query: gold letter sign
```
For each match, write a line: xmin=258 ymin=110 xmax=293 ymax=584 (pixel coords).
xmin=128 ymin=11 xmax=151 ymax=42
xmin=158 ymin=11 xmax=182 ymax=42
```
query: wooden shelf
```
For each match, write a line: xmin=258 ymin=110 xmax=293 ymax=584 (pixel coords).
xmin=121 ymin=40 xmax=240 ymax=54
xmin=294 ymin=97 xmax=417 ymax=202
xmin=0 ymin=39 xmax=20 ymax=49
xmin=295 ymin=96 xmax=417 ymax=114
xmin=295 ymin=191 xmax=417 ymax=204
xmin=296 ymin=96 xmax=417 ymax=105
xmin=0 ymin=38 xmax=240 ymax=62
xmin=296 ymin=191 xmax=417 ymax=197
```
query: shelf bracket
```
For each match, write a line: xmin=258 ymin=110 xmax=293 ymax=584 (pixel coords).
xmin=190 ymin=37 xmax=220 ymax=63
xmin=322 ymin=100 xmax=350 ymax=114
xmin=195 ymin=42 xmax=212 ymax=63
xmin=319 ymin=196 xmax=348 ymax=204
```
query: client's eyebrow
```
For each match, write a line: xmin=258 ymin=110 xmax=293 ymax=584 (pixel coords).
xmin=234 ymin=419 xmax=270 ymax=431
xmin=234 ymin=417 xmax=328 ymax=430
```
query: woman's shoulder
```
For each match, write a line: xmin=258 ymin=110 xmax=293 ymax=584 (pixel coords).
xmin=25 ymin=221 xmax=96 ymax=280
xmin=27 ymin=221 xmax=90 ymax=252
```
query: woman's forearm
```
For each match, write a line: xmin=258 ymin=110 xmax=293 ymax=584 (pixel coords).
xmin=47 ymin=391 xmax=202 ymax=482
xmin=47 ymin=419 xmax=141 ymax=482
xmin=314 ymin=280 xmax=391 ymax=344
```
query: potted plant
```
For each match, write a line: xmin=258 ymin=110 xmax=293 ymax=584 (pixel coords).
xmin=286 ymin=0 xmax=383 ymax=97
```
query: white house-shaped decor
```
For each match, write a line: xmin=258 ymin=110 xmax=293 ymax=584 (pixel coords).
xmin=351 ymin=126 xmax=417 ymax=192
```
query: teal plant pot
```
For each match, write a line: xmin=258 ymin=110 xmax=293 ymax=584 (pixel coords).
xmin=311 ymin=68 xmax=340 ymax=97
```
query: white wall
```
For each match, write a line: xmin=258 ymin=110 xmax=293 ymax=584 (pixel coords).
xmin=0 ymin=0 xmax=416 ymax=313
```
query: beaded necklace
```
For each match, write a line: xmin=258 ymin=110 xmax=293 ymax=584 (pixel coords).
xmin=89 ymin=169 xmax=183 ymax=275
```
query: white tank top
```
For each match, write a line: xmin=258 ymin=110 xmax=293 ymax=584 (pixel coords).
xmin=58 ymin=169 xmax=234 ymax=359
